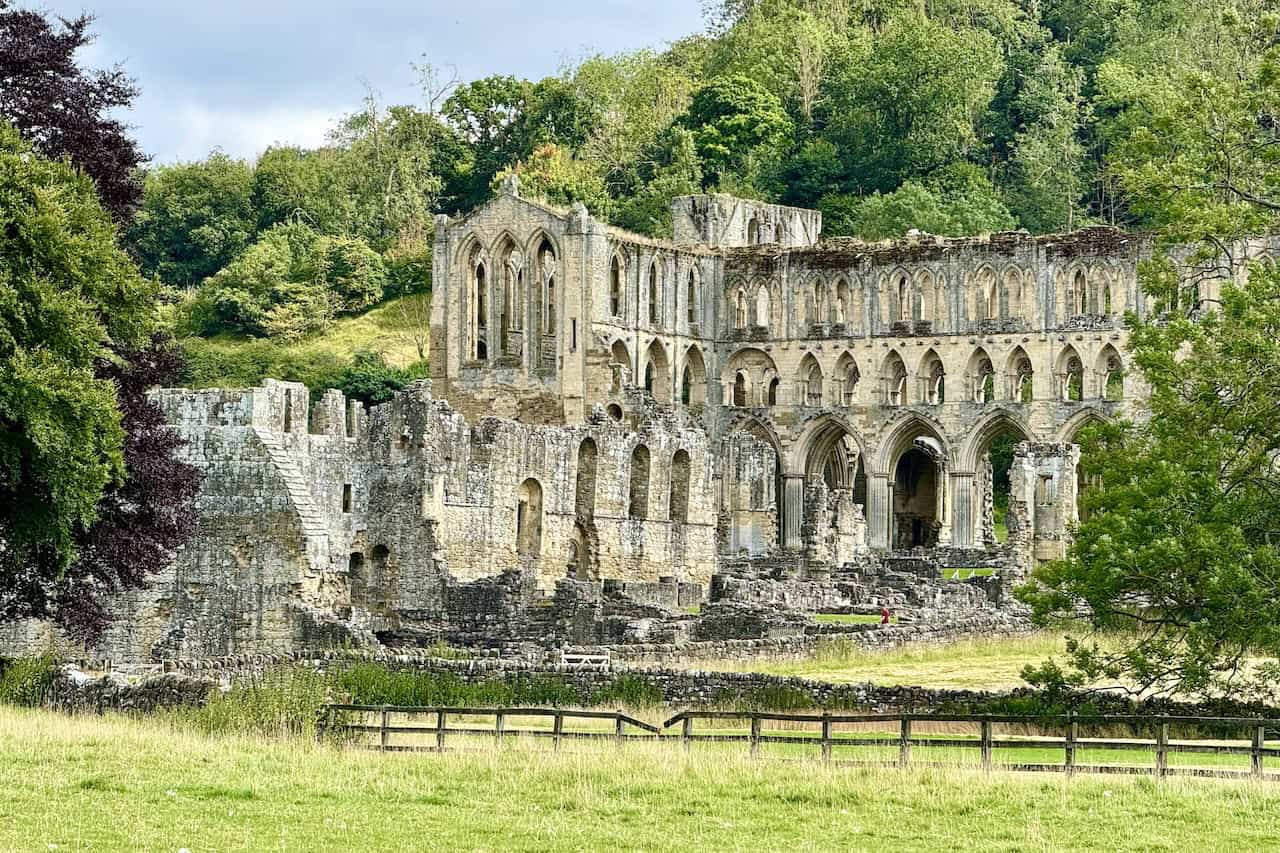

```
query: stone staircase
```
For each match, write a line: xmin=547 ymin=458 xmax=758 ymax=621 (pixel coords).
xmin=253 ymin=428 xmax=329 ymax=563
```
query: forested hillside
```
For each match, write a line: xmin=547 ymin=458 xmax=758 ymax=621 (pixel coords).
xmin=126 ymin=0 xmax=1267 ymax=391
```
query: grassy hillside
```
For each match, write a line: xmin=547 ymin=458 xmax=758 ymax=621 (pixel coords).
xmin=1 ymin=707 xmax=1275 ymax=852
xmin=178 ymin=292 xmax=430 ymax=393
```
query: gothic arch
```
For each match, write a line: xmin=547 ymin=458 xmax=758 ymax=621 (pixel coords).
xmin=919 ymin=348 xmax=946 ymax=405
xmin=680 ymin=344 xmax=707 ymax=406
xmin=834 ymin=351 xmax=860 ymax=406
xmin=958 ymin=409 xmax=1033 ymax=471
xmin=881 ymin=350 xmax=909 ymax=406
xmin=972 ymin=265 xmax=997 ymax=321
xmin=1097 ymin=343 xmax=1124 ymax=400
xmin=642 ymin=339 xmax=671 ymax=402
xmin=1006 ymin=345 xmax=1034 ymax=402
xmin=967 ymin=346 xmax=996 ymax=403
xmin=1057 ymin=344 xmax=1085 ymax=401
xmin=799 ymin=352 xmax=824 ymax=407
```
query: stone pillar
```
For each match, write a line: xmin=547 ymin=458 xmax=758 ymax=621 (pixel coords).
xmin=783 ymin=474 xmax=805 ymax=551
xmin=867 ymin=472 xmax=891 ymax=550
xmin=950 ymin=471 xmax=975 ymax=547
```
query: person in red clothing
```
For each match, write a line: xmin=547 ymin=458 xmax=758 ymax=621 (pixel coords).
xmin=880 ymin=606 xmax=891 ymax=625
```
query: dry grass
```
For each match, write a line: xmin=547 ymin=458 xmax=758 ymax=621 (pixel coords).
xmin=2 ymin=706 xmax=1278 ymax=851
xmin=696 ymin=632 xmax=1079 ymax=690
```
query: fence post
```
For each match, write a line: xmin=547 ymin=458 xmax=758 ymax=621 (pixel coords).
xmin=615 ymin=714 xmax=625 ymax=745
xmin=1253 ymin=726 xmax=1266 ymax=778
xmin=495 ymin=711 xmax=505 ymax=744
xmin=750 ymin=715 xmax=761 ymax=757
xmin=553 ymin=712 xmax=564 ymax=751
xmin=899 ymin=717 xmax=911 ymax=769
xmin=1156 ymin=722 xmax=1168 ymax=778
xmin=436 ymin=710 xmax=446 ymax=752
xmin=980 ymin=719 xmax=992 ymax=771
xmin=682 ymin=716 xmax=693 ymax=752
xmin=1065 ymin=714 xmax=1077 ymax=776
xmin=821 ymin=712 xmax=832 ymax=762
xmin=380 ymin=707 xmax=390 ymax=752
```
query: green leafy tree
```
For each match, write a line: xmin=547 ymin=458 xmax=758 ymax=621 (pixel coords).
xmin=679 ymin=74 xmax=793 ymax=191
xmin=613 ymin=127 xmax=704 ymax=236
xmin=823 ymin=13 xmax=1001 ymax=192
xmin=310 ymin=235 xmax=387 ymax=314
xmin=0 ymin=123 xmax=154 ymax=627
xmin=820 ymin=164 xmax=1014 ymax=239
xmin=128 ymin=153 xmax=257 ymax=287
xmin=493 ymin=143 xmax=613 ymax=216
xmin=1019 ymin=10 xmax=1280 ymax=700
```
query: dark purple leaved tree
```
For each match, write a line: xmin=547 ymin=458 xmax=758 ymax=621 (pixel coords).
xmin=56 ymin=336 xmax=203 ymax=643
xmin=0 ymin=1 xmax=145 ymax=220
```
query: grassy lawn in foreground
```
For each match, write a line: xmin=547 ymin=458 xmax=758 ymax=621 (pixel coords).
xmin=697 ymin=632 xmax=1077 ymax=690
xmin=1 ymin=707 xmax=1277 ymax=852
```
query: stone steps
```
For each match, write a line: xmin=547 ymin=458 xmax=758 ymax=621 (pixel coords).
xmin=252 ymin=428 xmax=330 ymax=543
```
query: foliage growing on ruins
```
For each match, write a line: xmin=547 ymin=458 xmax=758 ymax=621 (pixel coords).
xmin=0 ymin=2 xmax=145 ymax=221
xmin=1020 ymin=8 xmax=1280 ymax=700
xmin=0 ymin=124 xmax=154 ymax=630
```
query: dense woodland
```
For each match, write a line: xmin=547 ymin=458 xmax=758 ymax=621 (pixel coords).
xmin=4 ymin=0 xmax=1280 ymax=699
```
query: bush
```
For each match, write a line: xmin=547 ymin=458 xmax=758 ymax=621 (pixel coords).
xmin=384 ymin=243 xmax=432 ymax=298
xmin=334 ymin=351 xmax=429 ymax=407
xmin=0 ymin=656 xmax=59 ymax=707
xmin=311 ymin=235 xmax=386 ymax=313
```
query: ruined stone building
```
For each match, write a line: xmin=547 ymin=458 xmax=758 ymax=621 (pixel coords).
xmin=4 ymin=185 xmax=1272 ymax=662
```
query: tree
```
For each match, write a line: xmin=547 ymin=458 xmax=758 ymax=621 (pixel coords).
xmin=822 ymin=13 xmax=1002 ymax=192
xmin=1018 ymin=10 xmax=1280 ymax=700
xmin=0 ymin=3 xmax=145 ymax=220
xmin=128 ymin=153 xmax=257 ymax=288
xmin=494 ymin=143 xmax=613 ymax=216
xmin=60 ymin=336 xmax=202 ymax=641
xmin=820 ymin=164 xmax=1015 ymax=239
xmin=0 ymin=123 xmax=154 ymax=631
xmin=679 ymin=75 xmax=793 ymax=191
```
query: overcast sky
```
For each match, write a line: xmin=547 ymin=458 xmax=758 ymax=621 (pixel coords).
xmin=37 ymin=1 xmax=707 ymax=164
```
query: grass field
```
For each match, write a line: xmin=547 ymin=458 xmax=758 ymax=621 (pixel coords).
xmin=811 ymin=613 xmax=893 ymax=625
xmin=2 ymin=707 xmax=1278 ymax=852
xmin=185 ymin=291 xmax=431 ymax=372
xmin=702 ymin=632 xmax=1074 ymax=690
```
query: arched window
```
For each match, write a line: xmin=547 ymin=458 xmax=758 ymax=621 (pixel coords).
xmin=733 ymin=371 xmax=748 ymax=407
xmin=1016 ymin=357 xmax=1034 ymax=402
xmin=682 ymin=347 xmax=707 ymax=406
xmin=884 ymin=352 xmax=908 ymax=406
xmin=648 ymin=261 xmax=660 ymax=327
xmin=754 ymin=286 xmax=771 ymax=330
xmin=897 ymin=275 xmax=910 ymax=322
xmin=921 ymin=351 xmax=945 ymax=405
xmin=609 ymin=255 xmax=622 ymax=317
xmin=1073 ymin=270 xmax=1087 ymax=315
xmin=1065 ymin=356 xmax=1084 ymax=401
xmin=628 ymin=445 xmax=650 ymax=518
xmin=814 ymin=282 xmax=827 ymax=325
xmin=1004 ymin=269 xmax=1023 ymax=322
xmin=735 ymin=289 xmax=748 ymax=329
xmin=516 ymin=478 xmax=543 ymax=557
xmin=978 ymin=359 xmax=995 ymax=403
xmin=800 ymin=355 xmax=823 ymax=407
xmin=747 ymin=217 xmax=760 ymax=245
xmin=474 ymin=262 xmax=487 ymax=360
xmin=1099 ymin=346 xmax=1124 ymax=400
xmin=669 ymin=449 xmax=691 ymax=523
xmin=774 ymin=223 xmax=784 ymax=244
xmin=687 ymin=269 xmax=697 ymax=327
xmin=766 ymin=377 xmax=779 ymax=406
xmin=837 ymin=355 xmax=860 ymax=406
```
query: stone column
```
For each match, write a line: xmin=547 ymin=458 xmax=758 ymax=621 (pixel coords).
xmin=867 ymin=472 xmax=891 ymax=550
xmin=782 ymin=474 xmax=805 ymax=551
xmin=949 ymin=471 xmax=975 ymax=547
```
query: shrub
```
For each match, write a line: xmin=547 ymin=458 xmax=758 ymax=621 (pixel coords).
xmin=179 ymin=338 xmax=348 ymax=395
xmin=334 ymin=351 xmax=429 ymax=407
xmin=591 ymin=674 xmax=665 ymax=708
xmin=0 ymin=656 xmax=59 ymax=707
xmin=334 ymin=665 xmax=582 ymax=708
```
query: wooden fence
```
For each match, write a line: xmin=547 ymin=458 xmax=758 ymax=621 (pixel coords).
xmin=321 ymin=704 xmax=660 ymax=752
xmin=661 ymin=710 xmax=1280 ymax=780
xmin=321 ymin=705 xmax=1280 ymax=780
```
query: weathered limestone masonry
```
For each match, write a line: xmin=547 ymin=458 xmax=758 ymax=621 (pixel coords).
xmin=7 ymin=187 xmax=1276 ymax=666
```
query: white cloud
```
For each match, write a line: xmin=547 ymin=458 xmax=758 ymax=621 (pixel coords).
xmin=144 ymin=103 xmax=342 ymax=164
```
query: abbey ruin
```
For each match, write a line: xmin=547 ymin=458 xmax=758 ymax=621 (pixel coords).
xmin=5 ymin=182 xmax=1272 ymax=664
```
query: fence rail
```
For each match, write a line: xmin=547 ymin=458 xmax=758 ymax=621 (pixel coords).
xmin=321 ymin=704 xmax=660 ymax=752
xmin=659 ymin=710 xmax=1280 ymax=780
xmin=319 ymin=705 xmax=1280 ymax=780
